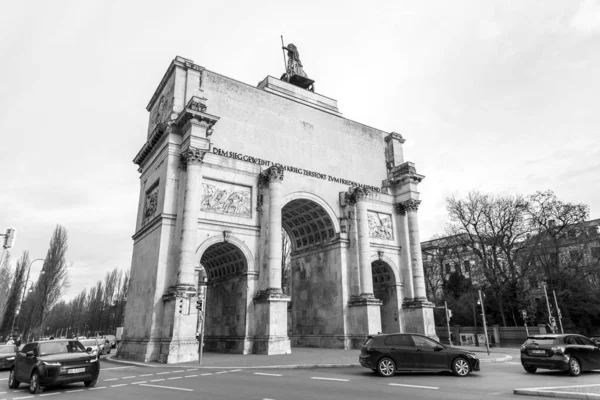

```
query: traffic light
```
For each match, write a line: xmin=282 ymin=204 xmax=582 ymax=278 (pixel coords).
xmin=446 ymin=309 xmax=453 ymax=320
xmin=178 ymin=299 xmax=184 ymax=313
xmin=196 ymin=299 xmax=203 ymax=311
xmin=3 ymin=228 xmax=16 ymax=249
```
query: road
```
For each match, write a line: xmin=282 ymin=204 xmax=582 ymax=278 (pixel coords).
xmin=1 ymin=356 xmax=599 ymax=399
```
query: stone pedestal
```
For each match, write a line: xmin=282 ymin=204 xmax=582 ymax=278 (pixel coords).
xmin=348 ymin=295 xmax=382 ymax=347
xmin=162 ymin=294 xmax=200 ymax=364
xmin=402 ymin=301 xmax=438 ymax=341
xmin=253 ymin=291 xmax=291 ymax=355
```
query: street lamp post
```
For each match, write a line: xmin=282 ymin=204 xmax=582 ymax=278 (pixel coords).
xmin=477 ymin=290 xmax=490 ymax=356
xmin=11 ymin=258 xmax=45 ymax=337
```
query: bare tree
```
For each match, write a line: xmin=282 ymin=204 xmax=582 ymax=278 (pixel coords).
xmin=446 ymin=191 xmax=530 ymax=326
xmin=1 ymin=251 xmax=29 ymax=338
xmin=31 ymin=225 xmax=69 ymax=331
xmin=0 ymin=251 xmax=13 ymax=333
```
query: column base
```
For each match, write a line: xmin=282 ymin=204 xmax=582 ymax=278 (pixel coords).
xmin=348 ymin=294 xmax=382 ymax=345
xmin=253 ymin=290 xmax=291 ymax=355
xmin=402 ymin=300 xmax=438 ymax=341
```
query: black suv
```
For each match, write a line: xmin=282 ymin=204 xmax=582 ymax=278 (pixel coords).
xmin=359 ymin=333 xmax=480 ymax=377
xmin=9 ymin=339 xmax=100 ymax=394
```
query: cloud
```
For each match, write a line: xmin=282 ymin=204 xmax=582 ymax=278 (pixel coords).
xmin=570 ymin=0 xmax=600 ymax=34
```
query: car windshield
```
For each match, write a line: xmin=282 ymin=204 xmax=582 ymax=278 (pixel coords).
xmin=39 ymin=341 xmax=86 ymax=356
xmin=80 ymin=340 xmax=97 ymax=347
xmin=525 ymin=337 xmax=558 ymax=346
xmin=0 ymin=345 xmax=16 ymax=354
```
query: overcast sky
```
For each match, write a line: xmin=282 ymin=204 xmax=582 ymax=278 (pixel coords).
xmin=1 ymin=0 xmax=599 ymax=300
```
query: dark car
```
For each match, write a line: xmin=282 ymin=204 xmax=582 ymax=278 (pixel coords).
xmin=520 ymin=334 xmax=600 ymax=376
xmin=359 ymin=333 xmax=480 ymax=377
xmin=8 ymin=339 xmax=100 ymax=394
xmin=0 ymin=345 xmax=17 ymax=370
xmin=590 ymin=336 xmax=600 ymax=346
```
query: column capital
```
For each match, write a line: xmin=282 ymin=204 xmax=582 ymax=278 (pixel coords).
xmin=179 ymin=147 xmax=207 ymax=170
xmin=384 ymin=132 xmax=406 ymax=144
xmin=175 ymin=96 xmax=220 ymax=134
xmin=259 ymin=165 xmax=284 ymax=185
xmin=345 ymin=186 xmax=370 ymax=205
xmin=396 ymin=199 xmax=422 ymax=214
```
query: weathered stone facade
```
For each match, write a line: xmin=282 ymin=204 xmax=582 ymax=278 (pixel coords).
xmin=118 ymin=56 xmax=436 ymax=363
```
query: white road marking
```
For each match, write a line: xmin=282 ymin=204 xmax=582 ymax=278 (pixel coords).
xmin=139 ymin=373 xmax=154 ymax=377
xmin=186 ymin=368 xmax=198 ymax=371
xmin=111 ymin=384 xmax=128 ymax=387
xmin=254 ymin=372 xmax=282 ymax=377
xmin=229 ymin=369 xmax=241 ymax=372
xmin=140 ymin=383 xmax=193 ymax=392
xmin=311 ymin=377 xmax=349 ymax=382
xmin=66 ymin=389 xmax=84 ymax=393
xmin=506 ymin=362 xmax=521 ymax=365
xmin=201 ymin=373 xmax=213 ymax=376
xmin=150 ymin=378 xmax=165 ymax=382
xmin=131 ymin=381 xmax=147 ymax=385
xmin=101 ymin=366 xmax=135 ymax=370
xmin=185 ymin=375 xmax=198 ymax=378
xmin=103 ymin=378 xmax=118 ymax=381
xmin=515 ymin=384 xmax=600 ymax=390
xmin=388 ymin=383 xmax=439 ymax=390
xmin=13 ymin=397 xmax=33 ymax=400
xmin=40 ymin=394 xmax=60 ymax=397
xmin=89 ymin=387 xmax=106 ymax=390
xmin=215 ymin=371 xmax=228 ymax=374
xmin=167 ymin=377 xmax=182 ymax=380
xmin=121 ymin=376 xmax=136 ymax=379
xmin=172 ymin=370 xmax=185 ymax=373
xmin=157 ymin=371 xmax=171 ymax=375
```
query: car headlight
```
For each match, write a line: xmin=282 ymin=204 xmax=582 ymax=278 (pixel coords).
xmin=43 ymin=361 xmax=61 ymax=366
xmin=6 ymin=357 xmax=15 ymax=361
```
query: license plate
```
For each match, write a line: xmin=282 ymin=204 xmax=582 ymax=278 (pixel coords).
xmin=68 ymin=368 xmax=85 ymax=374
xmin=530 ymin=350 xmax=545 ymax=355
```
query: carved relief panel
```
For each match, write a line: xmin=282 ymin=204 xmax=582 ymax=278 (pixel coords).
xmin=143 ymin=185 xmax=159 ymax=225
xmin=200 ymin=179 xmax=251 ymax=217
xmin=368 ymin=211 xmax=393 ymax=240
xmin=148 ymin=77 xmax=175 ymax=137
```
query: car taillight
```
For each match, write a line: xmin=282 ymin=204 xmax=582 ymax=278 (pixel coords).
xmin=551 ymin=346 xmax=566 ymax=355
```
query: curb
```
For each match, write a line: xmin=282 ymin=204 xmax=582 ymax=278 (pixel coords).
xmin=105 ymin=355 xmax=360 ymax=369
xmin=514 ymin=388 xmax=600 ymax=399
xmin=479 ymin=355 xmax=513 ymax=363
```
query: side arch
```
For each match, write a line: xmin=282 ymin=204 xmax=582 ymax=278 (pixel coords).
xmin=283 ymin=191 xmax=341 ymax=234
xmin=369 ymin=253 xmax=402 ymax=285
xmin=195 ymin=233 xmax=256 ymax=274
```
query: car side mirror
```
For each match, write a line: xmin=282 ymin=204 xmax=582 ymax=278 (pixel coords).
xmin=86 ymin=347 xmax=93 ymax=352
xmin=435 ymin=345 xmax=444 ymax=351
xmin=26 ymin=351 xmax=34 ymax=357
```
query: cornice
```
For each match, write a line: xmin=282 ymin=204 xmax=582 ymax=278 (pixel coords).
xmin=132 ymin=213 xmax=177 ymax=242
xmin=133 ymin=123 xmax=171 ymax=168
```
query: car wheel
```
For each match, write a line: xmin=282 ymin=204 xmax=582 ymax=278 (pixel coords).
xmin=452 ymin=357 xmax=471 ymax=377
xmin=84 ymin=379 xmax=97 ymax=388
xmin=29 ymin=371 xmax=43 ymax=394
xmin=377 ymin=357 xmax=396 ymax=377
xmin=524 ymin=366 xmax=537 ymax=373
xmin=8 ymin=368 xmax=20 ymax=389
xmin=568 ymin=357 xmax=581 ymax=376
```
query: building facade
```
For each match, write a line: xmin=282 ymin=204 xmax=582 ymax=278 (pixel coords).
xmin=118 ymin=56 xmax=436 ymax=363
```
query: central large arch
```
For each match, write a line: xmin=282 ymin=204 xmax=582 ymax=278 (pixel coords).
xmin=281 ymin=193 xmax=343 ymax=348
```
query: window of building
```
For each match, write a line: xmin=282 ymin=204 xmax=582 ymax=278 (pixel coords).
xmin=568 ymin=230 xmax=578 ymax=239
xmin=445 ymin=264 xmax=451 ymax=274
xmin=528 ymin=276 xmax=538 ymax=289
xmin=464 ymin=260 xmax=471 ymax=273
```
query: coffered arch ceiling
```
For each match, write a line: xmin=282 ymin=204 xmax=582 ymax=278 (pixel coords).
xmin=282 ymin=199 xmax=336 ymax=252
xmin=372 ymin=260 xmax=394 ymax=285
xmin=200 ymin=242 xmax=247 ymax=282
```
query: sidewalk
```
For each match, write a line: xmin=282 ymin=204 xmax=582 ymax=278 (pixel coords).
xmin=107 ymin=345 xmax=513 ymax=369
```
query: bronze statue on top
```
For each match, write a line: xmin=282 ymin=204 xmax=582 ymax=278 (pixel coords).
xmin=280 ymin=37 xmax=315 ymax=92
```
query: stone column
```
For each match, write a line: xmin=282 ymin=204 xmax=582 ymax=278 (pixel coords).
xmin=175 ymin=147 xmax=205 ymax=292
xmin=354 ymin=187 xmax=375 ymax=297
xmin=253 ymin=165 xmax=290 ymax=355
xmin=265 ymin=165 xmax=284 ymax=294
xmin=400 ymin=199 xmax=428 ymax=303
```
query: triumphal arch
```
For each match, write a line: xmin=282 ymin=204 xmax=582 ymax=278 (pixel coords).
xmin=118 ymin=53 xmax=436 ymax=363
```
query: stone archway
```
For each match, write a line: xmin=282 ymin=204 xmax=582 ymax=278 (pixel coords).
xmin=197 ymin=239 xmax=250 ymax=353
xmin=281 ymin=196 xmax=342 ymax=347
xmin=371 ymin=258 xmax=401 ymax=333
